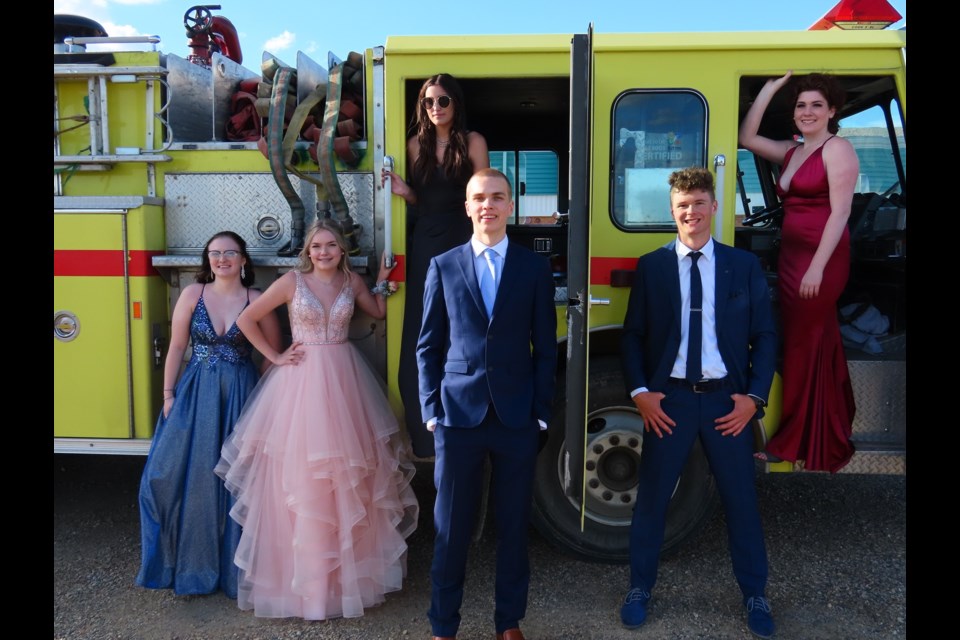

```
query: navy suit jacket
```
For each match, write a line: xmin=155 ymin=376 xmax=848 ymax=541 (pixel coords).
xmin=621 ymin=239 xmax=776 ymax=402
xmin=417 ymin=240 xmax=557 ymax=429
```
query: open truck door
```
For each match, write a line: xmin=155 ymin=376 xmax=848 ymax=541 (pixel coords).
xmin=531 ymin=28 xmax=722 ymax=562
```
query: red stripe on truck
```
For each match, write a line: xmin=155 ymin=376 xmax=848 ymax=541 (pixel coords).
xmin=54 ymin=250 xmax=163 ymax=277
xmin=590 ymin=257 xmax=639 ymax=285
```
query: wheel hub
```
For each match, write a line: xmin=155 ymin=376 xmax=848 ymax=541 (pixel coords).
xmin=578 ymin=407 xmax=644 ymax=525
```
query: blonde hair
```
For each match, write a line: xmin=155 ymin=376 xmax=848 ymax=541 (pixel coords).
xmin=296 ymin=219 xmax=353 ymax=274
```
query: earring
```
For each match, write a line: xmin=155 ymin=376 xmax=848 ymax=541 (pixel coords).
xmin=241 ymin=265 xmax=246 ymax=280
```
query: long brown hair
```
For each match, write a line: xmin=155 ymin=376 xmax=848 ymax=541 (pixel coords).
xmin=412 ymin=73 xmax=473 ymax=186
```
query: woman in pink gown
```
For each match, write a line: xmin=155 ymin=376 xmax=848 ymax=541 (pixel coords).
xmin=216 ymin=219 xmax=419 ymax=619
xmin=739 ymin=72 xmax=858 ymax=473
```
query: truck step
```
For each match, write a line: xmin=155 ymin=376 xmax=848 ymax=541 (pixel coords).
xmin=838 ymin=449 xmax=905 ymax=475
xmin=848 ymin=359 xmax=905 ymax=446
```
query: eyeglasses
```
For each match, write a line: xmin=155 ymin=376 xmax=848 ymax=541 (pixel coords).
xmin=207 ymin=250 xmax=240 ymax=259
xmin=421 ymin=95 xmax=452 ymax=110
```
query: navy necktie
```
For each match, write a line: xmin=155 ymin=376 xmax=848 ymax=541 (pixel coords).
xmin=686 ymin=251 xmax=703 ymax=384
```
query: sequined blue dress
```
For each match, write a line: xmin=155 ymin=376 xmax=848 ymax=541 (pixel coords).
xmin=137 ymin=288 xmax=259 ymax=598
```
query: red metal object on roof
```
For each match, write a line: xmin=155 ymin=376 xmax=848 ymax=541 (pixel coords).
xmin=808 ymin=0 xmax=903 ymax=30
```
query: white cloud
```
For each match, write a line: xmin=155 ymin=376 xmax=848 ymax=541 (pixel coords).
xmin=264 ymin=31 xmax=295 ymax=53
xmin=55 ymin=2 xmax=158 ymax=52
xmin=78 ymin=21 xmax=150 ymax=51
xmin=102 ymin=21 xmax=140 ymax=37
xmin=54 ymin=0 xmax=109 ymax=18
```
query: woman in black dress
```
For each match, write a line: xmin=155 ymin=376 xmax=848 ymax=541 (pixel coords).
xmin=383 ymin=73 xmax=489 ymax=457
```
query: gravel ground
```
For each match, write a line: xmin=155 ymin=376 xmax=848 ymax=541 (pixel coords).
xmin=54 ymin=454 xmax=906 ymax=639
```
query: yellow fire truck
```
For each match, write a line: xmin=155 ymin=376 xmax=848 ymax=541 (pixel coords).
xmin=54 ymin=2 xmax=905 ymax=561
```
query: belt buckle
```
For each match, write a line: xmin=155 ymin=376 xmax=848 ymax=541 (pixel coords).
xmin=692 ymin=380 xmax=710 ymax=393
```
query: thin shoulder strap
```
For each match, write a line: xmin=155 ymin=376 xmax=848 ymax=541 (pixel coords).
xmin=819 ymin=135 xmax=837 ymax=150
xmin=200 ymin=283 xmax=206 ymax=297
xmin=784 ymin=144 xmax=799 ymax=163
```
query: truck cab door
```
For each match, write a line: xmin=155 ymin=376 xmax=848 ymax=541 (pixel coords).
xmin=532 ymin=31 xmax=719 ymax=562
xmin=563 ymin=29 xmax=594 ymax=522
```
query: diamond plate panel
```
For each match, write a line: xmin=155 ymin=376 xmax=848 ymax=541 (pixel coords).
xmin=838 ymin=451 xmax=906 ymax=475
xmin=336 ymin=174 xmax=377 ymax=255
xmin=164 ymin=172 xmax=375 ymax=255
xmin=849 ymin=359 xmax=906 ymax=446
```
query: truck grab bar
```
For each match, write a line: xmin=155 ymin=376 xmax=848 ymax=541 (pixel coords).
xmin=713 ymin=154 xmax=726 ymax=243
xmin=64 ymin=35 xmax=162 ymax=50
xmin=383 ymin=155 xmax=395 ymax=268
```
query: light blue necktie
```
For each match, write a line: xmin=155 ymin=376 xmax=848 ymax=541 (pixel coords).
xmin=480 ymin=249 xmax=497 ymax=316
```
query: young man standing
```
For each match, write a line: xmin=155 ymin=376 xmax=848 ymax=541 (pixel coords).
xmin=418 ymin=168 xmax=557 ymax=640
xmin=619 ymin=167 xmax=777 ymax=638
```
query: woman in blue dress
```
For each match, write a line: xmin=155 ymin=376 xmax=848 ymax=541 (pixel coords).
xmin=137 ymin=231 xmax=281 ymax=598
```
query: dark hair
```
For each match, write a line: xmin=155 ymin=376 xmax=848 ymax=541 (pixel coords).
xmin=792 ymin=73 xmax=845 ymax=135
xmin=412 ymin=73 xmax=473 ymax=186
xmin=668 ymin=167 xmax=715 ymax=201
xmin=197 ymin=231 xmax=255 ymax=286
xmin=468 ymin=167 xmax=513 ymax=200
xmin=297 ymin=219 xmax=353 ymax=274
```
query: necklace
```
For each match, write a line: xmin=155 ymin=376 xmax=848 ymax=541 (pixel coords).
xmin=437 ymin=138 xmax=450 ymax=147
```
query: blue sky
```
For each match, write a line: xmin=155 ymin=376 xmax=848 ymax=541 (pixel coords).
xmin=55 ymin=0 xmax=905 ymax=61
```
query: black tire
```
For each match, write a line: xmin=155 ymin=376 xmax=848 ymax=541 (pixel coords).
xmin=532 ymin=356 xmax=719 ymax=563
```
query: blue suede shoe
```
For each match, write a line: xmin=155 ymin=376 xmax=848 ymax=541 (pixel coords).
xmin=745 ymin=596 xmax=775 ymax=639
xmin=620 ymin=587 xmax=651 ymax=629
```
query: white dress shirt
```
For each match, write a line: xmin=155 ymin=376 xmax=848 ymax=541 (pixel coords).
xmin=471 ymin=235 xmax=508 ymax=290
xmin=427 ymin=236 xmax=546 ymax=431
xmin=670 ymin=237 xmax=727 ymax=381
xmin=630 ymin=237 xmax=728 ymax=397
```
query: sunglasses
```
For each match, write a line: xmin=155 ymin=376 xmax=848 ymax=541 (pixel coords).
xmin=207 ymin=250 xmax=240 ymax=259
xmin=421 ymin=95 xmax=452 ymax=110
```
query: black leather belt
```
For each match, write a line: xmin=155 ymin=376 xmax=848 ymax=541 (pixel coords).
xmin=667 ymin=377 xmax=730 ymax=393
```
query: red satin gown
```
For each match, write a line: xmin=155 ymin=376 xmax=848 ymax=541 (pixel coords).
xmin=765 ymin=139 xmax=856 ymax=472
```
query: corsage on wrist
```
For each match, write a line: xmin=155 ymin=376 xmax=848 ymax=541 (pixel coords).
xmin=370 ymin=280 xmax=398 ymax=297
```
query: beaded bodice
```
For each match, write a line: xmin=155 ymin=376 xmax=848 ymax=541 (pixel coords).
xmin=291 ymin=271 xmax=354 ymax=345
xmin=189 ymin=294 xmax=252 ymax=366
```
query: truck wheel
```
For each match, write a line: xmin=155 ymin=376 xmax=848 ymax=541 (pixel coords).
xmin=531 ymin=356 xmax=718 ymax=563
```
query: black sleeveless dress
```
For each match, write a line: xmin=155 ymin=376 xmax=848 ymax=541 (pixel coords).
xmin=399 ymin=165 xmax=472 ymax=457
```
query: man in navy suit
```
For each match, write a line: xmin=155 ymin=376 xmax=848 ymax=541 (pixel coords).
xmin=418 ymin=168 xmax=557 ymax=640
xmin=619 ymin=167 xmax=777 ymax=639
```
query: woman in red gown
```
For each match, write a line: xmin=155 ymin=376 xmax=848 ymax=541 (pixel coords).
xmin=739 ymin=72 xmax=858 ymax=472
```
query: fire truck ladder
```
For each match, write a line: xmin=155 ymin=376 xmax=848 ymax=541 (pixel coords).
xmin=54 ymin=42 xmax=173 ymax=197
